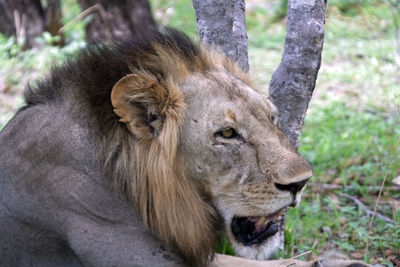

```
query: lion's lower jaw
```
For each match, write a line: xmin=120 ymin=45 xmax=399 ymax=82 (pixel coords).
xmin=231 ymin=232 xmax=281 ymax=260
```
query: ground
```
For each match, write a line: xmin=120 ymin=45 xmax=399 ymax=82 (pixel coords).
xmin=0 ymin=0 xmax=399 ymax=266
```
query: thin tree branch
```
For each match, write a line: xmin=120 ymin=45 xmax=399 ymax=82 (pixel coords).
xmin=364 ymin=152 xmax=399 ymax=259
xmin=310 ymin=183 xmax=400 ymax=192
xmin=58 ymin=3 xmax=111 ymax=42
xmin=338 ymin=193 xmax=394 ymax=224
xmin=13 ymin=9 xmax=21 ymax=43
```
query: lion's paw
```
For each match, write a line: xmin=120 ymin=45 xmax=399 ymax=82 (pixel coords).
xmin=314 ymin=251 xmax=371 ymax=267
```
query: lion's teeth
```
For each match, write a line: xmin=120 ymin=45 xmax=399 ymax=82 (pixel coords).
xmin=255 ymin=216 xmax=266 ymax=227
xmin=276 ymin=209 xmax=283 ymax=217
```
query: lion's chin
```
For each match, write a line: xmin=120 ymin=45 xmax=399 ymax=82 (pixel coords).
xmin=232 ymin=232 xmax=281 ymax=260
xmin=227 ymin=208 xmax=285 ymax=260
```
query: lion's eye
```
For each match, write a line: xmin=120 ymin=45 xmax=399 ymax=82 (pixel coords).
xmin=270 ymin=114 xmax=278 ymax=125
xmin=219 ymin=128 xmax=237 ymax=139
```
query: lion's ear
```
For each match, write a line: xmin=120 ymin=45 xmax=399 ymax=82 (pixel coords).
xmin=111 ymin=73 xmax=184 ymax=141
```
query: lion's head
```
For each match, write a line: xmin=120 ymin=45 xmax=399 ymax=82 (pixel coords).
xmin=107 ymin=29 xmax=312 ymax=265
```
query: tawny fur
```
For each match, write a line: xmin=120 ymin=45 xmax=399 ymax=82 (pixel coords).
xmin=110 ymin=69 xmax=219 ymax=265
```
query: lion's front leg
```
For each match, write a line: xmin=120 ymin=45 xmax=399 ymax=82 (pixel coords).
xmin=211 ymin=254 xmax=312 ymax=267
xmin=211 ymin=253 xmax=372 ymax=267
xmin=316 ymin=251 xmax=372 ymax=267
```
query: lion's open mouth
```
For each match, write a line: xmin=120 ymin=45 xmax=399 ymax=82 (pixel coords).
xmin=231 ymin=209 xmax=283 ymax=246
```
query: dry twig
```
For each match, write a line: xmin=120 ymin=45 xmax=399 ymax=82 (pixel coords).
xmin=13 ymin=10 xmax=26 ymax=45
xmin=310 ymin=183 xmax=400 ymax=192
xmin=57 ymin=4 xmax=112 ymax=43
xmin=282 ymin=250 xmax=323 ymax=267
xmin=364 ymin=148 xmax=399 ymax=259
xmin=338 ymin=193 xmax=394 ymax=224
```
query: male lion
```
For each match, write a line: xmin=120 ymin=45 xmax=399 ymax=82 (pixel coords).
xmin=0 ymin=29 xmax=368 ymax=267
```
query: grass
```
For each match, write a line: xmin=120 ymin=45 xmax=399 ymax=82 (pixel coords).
xmin=289 ymin=103 xmax=400 ymax=264
xmin=0 ymin=0 xmax=399 ymax=265
xmin=0 ymin=0 xmax=86 ymax=130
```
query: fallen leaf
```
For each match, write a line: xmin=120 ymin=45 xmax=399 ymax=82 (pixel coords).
xmin=321 ymin=226 xmax=331 ymax=234
xmin=388 ymin=198 xmax=400 ymax=211
xmin=328 ymin=193 xmax=340 ymax=206
xmin=1 ymin=84 xmax=11 ymax=94
xmin=346 ymin=157 xmax=360 ymax=167
xmin=385 ymin=249 xmax=392 ymax=257
xmin=350 ymin=252 xmax=363 ymax=259
xmin=393 ymin=176 xmax=400 ymax=186
xmin=333 ymin=177 xmax=342 ymax=185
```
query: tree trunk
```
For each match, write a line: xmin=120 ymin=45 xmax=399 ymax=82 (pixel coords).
xmin=192 ymin=0 xmax=249 ymax=72
xmin=0 ymin=0 xmax=45 ymax=48
xmin=45 ymin=0 xmax=64 ymax=46
xmin=193 ymin=0 xmax=327 ymax=258
xmin=269 ymin=0 xmax=327 ymax=149
xmin=78 ymin=0 xmax=157 ymax=43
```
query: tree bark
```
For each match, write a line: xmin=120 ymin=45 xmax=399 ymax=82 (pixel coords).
xmin=0 ymin=0 xmax=45 ymax=48
xmin=78 ymin=0 xmax=157 ymax=43
xmin=193 ymin=0 xmax=327 ymax=258
xmin=192 ymin=0 xmax=249 ymax=72
xmin=269 ymin=0 xmax=327 ymax=149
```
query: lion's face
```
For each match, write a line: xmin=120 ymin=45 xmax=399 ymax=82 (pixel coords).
xmin=179 ymin=70 xmax=312 ymax=260
xmin=110 ymin=35 xmax=312 ymax=264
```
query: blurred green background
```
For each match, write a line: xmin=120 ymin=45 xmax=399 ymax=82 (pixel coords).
xmin=0 ymin=0 xmax=399 ymax=265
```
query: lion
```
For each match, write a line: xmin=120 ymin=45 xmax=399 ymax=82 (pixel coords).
xmin=0 ymin=29 xmax=369 ymax=267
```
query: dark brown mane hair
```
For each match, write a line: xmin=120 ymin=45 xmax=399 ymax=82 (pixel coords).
xmin=24 ymin=28 xmax=251 ymax=265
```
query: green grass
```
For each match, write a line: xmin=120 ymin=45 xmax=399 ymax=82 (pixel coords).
xmin=301 ymin=103 xmax=400 ymax=183
xmin=0 ymin=33 xmax=85 ymax=129
xmin=0 ymin=0 xmax=86 ymax=129
xmin=289 ymin=102 xmax=400 ymax=263
xmin=149 ymin=0 xmax=198 ymax=39
xmin=0 ymin=0 xmax=399 ymax=265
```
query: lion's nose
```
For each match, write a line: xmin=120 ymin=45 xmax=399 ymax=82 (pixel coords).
xmin=274 ymin=178 xmax=309 ymax=195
